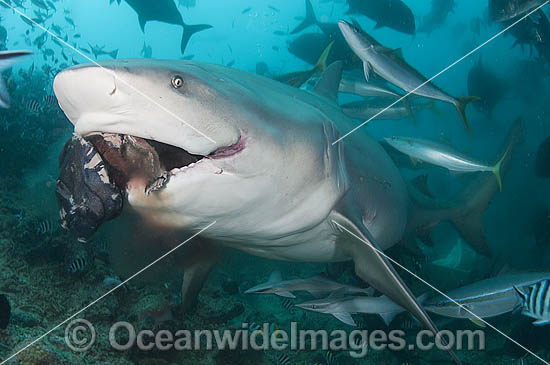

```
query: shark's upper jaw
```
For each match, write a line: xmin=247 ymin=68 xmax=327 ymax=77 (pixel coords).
xmin=53 ymin=62 xmax=246 ymax=196
xmin=53 ymin=61 xmax=241 ymax=158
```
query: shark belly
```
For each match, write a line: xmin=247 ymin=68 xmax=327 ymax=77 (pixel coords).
xmin=220 ymin=218 xmax=348 ymax=262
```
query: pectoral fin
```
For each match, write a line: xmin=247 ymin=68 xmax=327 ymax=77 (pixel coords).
xmin=332 ymin=312 xmax=357 ymax=326
xmin=470 ymin=318 xmax=487 ymax=328
xmin=275 ymin=291 xmax=296 ymax=299
xmin=331 ymin=211 xmax=462 ymax=365
xmin=362 ymin=61 xmax=371 ymax=82
xmin=181 ymin=239 xmax=221 ymax=312
xmin=379 ymin=312 xmax=399 ymax=326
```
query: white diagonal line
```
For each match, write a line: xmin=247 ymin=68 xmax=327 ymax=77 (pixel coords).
xmin=332 ymin=1 xmax=550 ymax=145
xmin=0 ymin=0 xmax=217 ymax=144
xmin=332 ymin=220 xmax=549 ymax=365
xmin=0 ymin=221 xmax=216 ymax=365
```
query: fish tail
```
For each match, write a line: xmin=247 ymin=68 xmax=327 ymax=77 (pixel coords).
xmin=313 ymin=40 xmax=334 ymax=75
xmin=110 ymin=49 xmax=119 ymax=59
xmin=290 ymin=0 xmax=317 ymax=35
xmin=492 ymin=141 xmax=513 ymax=192
xmin=181 ymin=23 xmax=213 ymax=55
xmin=455 ymin=96 xmax=480 ymax=134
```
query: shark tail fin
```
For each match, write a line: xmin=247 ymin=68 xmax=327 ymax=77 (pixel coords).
xmin=0 ymin=50 xmax=31 ymax=108
xmin=291 ymin=0 xmax=317 ymax=34
xmin=181 ymin=23 xmax=213 ymax=54
xmin=450 ymin=118 xmax=523 ymax=256
xmin=455 ymin=96 xmax=480 ymax=134
xmin=110 ymin=49 xmax=119 ymax=59
xmin=313 ymin=40 xmax=334 ymax=75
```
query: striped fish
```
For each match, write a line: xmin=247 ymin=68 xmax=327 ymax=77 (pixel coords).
xmin=400 ymin=317 xmax=415 ymax=330
xmin=276 ymin=353 xmax=291 ymax=365
xmin=280 ymin=298 xmax=295 ymax=313
xmin=43 ymin=94 xmax=56 ymax=106
xmin=36 ymin=219 xmax=57 ymax=235
xmin=25 ymin=98 xmax=41 ymax=113
xmin=323 ymin=350 xmax=338 ymax=365
xmin=66 ymin=256 xmax=88 ymax=274
xmin=514 ymin=280 xmax=550 ymax=326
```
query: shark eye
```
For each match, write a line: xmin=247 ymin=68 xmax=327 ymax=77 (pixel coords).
xmin=171 ymin=76 xmax=184 ymax=89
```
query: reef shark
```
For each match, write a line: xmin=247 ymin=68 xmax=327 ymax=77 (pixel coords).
xmin=53 ymin=59 xmax=520 ymax=365
xmin=244 ymin=271 xmax=372 ymax=298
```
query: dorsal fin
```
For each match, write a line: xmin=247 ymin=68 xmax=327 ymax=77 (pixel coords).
xmin=268 ymin=271 xmax=282 ymax=283
xmin=313 ymin=61 xmax=342 ymax=103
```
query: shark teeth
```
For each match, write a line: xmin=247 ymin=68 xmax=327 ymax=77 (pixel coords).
xmin=145 ymin=171 xmax=169 ymax=196
xmin=169 ymin=158 xmax=205 ymax=176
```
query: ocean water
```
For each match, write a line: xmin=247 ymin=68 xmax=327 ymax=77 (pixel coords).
xmin=0 ymin=0 xmax=549 ymax=364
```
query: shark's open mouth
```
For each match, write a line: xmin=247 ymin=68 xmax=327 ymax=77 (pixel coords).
xmin=85 ymin=132 xmax=244 ymax=195
xmin=56 ymin=131 xmax=244 ymax=241
xmin=85 ymin=133 xmax=206 ymax=196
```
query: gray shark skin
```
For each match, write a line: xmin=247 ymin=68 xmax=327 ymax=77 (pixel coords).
xmin=53 ymin=59 xmax=511 ymax=365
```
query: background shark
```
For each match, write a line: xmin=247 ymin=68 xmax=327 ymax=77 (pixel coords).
xmin=53 ymin=59 xmax=518 ymax=364
xmin=123 ymin=0 xmax=212 ymax=54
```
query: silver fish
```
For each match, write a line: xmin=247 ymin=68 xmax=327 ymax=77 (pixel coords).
xmin=339 ymin=71 xmax=402 ymax=99
xmin=384 ymin=136 xmax=510 ymax=191
xmin=341 ymin=98 xmax=435 ymax=122
xmin=424 ymin=272 xmax=550 ymax=326
xmin=338 ymin=20 xmax=478 ymax=133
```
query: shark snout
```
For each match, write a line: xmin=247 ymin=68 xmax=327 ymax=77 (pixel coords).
xmin=54 ymin=65 xmax=119 ymax=125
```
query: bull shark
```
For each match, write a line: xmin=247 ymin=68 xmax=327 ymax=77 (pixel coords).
xmin=244 ymin=271 xmax=372 ymax=298
xmin=53 ymin=58 xmax=520 ymax=365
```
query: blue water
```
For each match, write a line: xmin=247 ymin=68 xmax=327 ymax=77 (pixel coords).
xmin=0 ymin=0 xmax=549 ymax=364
